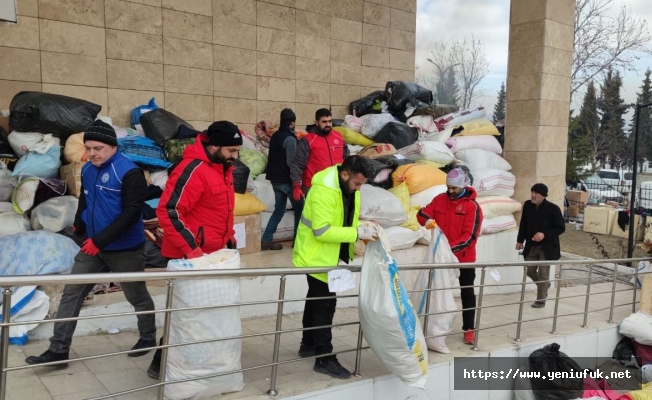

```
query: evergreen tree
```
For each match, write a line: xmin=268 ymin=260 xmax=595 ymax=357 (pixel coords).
xmin=576 ymin=81 xmax=603 ymax=170
xmin=493 ymin=82 xmax=506 ymax=123
xmin=632 ymin=68 xmax=652 ymax=171
xmin=436 ymin=68 xmax=459 ymax=106
xmin=598 ymin=69 xmax=627 ymax=169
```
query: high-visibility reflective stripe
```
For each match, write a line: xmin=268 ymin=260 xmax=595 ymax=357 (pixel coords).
xmin=300 ymin=215 xmax=330 ymax=237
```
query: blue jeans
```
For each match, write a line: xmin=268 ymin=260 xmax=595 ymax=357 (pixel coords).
xmin=262 ymin=183 xmax=303 ymax=243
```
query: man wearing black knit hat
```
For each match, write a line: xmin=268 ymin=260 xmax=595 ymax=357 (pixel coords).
xmin=26 ymin=120 xmax=157 ymax=367
xmin=262 ymin=108 xmax=302 ymax=250
xmin=150 ymin=120 xmax=243 ymax=379
xmin=516 ymin=183 xmax=566 ymax=308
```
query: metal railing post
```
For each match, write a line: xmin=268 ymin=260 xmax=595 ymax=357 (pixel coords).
xmin=582 ymin=264 xmax=593 ymax=328
xmin=157 ymin=280 xmax=175 ymax=400
xmin=608 ymin=263 xmax=619 ymax=323
xmin=0 ymin=288 xmax=12 ymax=400
xmin=267 ymin=275 xmax=287 ymax=396
xmin=472 ymin=268 xmax=486 ymax=351
xmin=632 ymin=263 xmax=640 ymax=313
xmin=515 ymin=266 xmax=528 ymax=342
xmin=551 ymin=266 xmax=563 ymax=334
xmin=353 ymin=325 xmax=364 ymax=377
xmin=422 ymin=268 xmax=434 ymax=337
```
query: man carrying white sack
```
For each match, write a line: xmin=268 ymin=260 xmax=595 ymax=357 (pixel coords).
xmin=516 ymin=183 xmax=565 ymax=308
xmin=417 ymin=167 xmax=483 ymax=345
xmin=293 ymin=155 xmax=378 ymax=379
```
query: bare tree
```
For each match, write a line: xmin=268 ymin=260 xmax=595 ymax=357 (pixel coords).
xmin=573 ymin=0 xmax=652 ymax=99
xmin=420 ymin=36 xmax=490 ymax=108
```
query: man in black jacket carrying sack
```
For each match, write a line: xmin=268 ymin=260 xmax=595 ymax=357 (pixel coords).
xmin=515 ymin=183 xmax=565 ymax=308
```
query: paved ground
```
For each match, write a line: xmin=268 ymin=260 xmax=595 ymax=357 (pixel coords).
xmin=3 ymin=281 xmax=640 ymax=400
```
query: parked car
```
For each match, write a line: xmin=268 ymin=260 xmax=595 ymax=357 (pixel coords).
xmin=598 ymin=169 xmax=626 ymax=191
xmin=578 ymin=174 xmax=624 ymax=204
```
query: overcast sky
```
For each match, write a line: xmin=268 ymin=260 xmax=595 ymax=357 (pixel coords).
xmin=415 ymin=0 xmax=652 ymax=123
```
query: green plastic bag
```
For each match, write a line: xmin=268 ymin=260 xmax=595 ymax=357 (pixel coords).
xmin=239 ymin=148 xmax=267 ymax=178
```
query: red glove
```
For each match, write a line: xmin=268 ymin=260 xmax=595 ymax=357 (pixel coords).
xmin=292 ymin=182 xmax=304 ymax=202
xmin=185 ymin=247 xmax=203 ymax=259
xmin=81 ymin=239 xmax=100 ymax=256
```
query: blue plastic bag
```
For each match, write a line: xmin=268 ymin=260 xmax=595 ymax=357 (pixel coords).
xmin=130 ymin=97 xmax=159 ymax=128
xmin=119 ymin=136 xmax=171 ymax=170
xmin=11 ymin=146 xmax=62 ymax=179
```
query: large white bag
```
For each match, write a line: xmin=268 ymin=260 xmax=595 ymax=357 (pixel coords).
xmin=407 ymin=115 xmax=438 ymax=133
xmin=361 ymin=113 xmax=395 ymax=139
xmin=446 ymin=135 xmax=503 ymax=155
xmin=410 ymin=185 xmax=447 ymax=208
xmin=30 ymin=196 xmax=79 ymax=232
xmin=435 ymin=106 xmax=486 ymax=129
xmin=360 ymin=184 xmax=407 ymax=228
xmin=476 ymin=196 xmax=522 ymax=219
xmin=384 ymin=226 xmax=423 ymax=250
xmin=150 ymin=170 xmax=168 ymax=190
xmin=359 ymin=240 xmax=428 ymax=388
xmin=11 ymin=145 xmax=62 ymax=179
xmin=481 ymin=215 xmax=518 ymax=235
xmin=0 ymin=210 xmax=30 ymax=238
xmin=471 ymin=169 xmax=516 ymax=197
xmin=420 ymin=127 xmax=453 ymax=143
xmin=397 ymin=141 xmax=455 ymax=164
xmin=8 ymin=131 xmax=60 ymax=157
xmin=0 ymin=161 xmax=12 ymax=202
xmin=407 ymin=228 xmax=459 ymax=354
xmin=0 ymin=287 xmax=50 ymax=345
xmin=456 ymin=149 xmax=512 ymax=171
xmin=619 ymin=311 xmax=652 ymax=346
xmin=165 ymin=249 xmax=244 ymax=399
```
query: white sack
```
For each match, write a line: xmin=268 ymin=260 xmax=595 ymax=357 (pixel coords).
xmin=0 ymin=210 xmax=30 ymax=238
xmin=407 ymin=115 xmax=439 ymax=133
xmin=344 ymin=115 xmax=364 ymax=132
xmin=456 ymin=149 xmax=512 ymax=171
xmin=446 ymin=135 xmax=503 ymax=155
xmin=407 ymin=228 xmax=459 ymax=353
xmin=359 ymin=184 xmax=407 ymax=228
xmin=30 ymin=196 xmax=79 ymax=232
xmin=619 ymin=311 xmax=652 ymax=346
xmin=150 ymin=170 xmax=168 ymax=190
xmin=410 ymin=185 xmax=447 ymax=208
xmin=420 ymin=127 xmax=454 ymax=143
xmin=476 ymin=196 xmax=522 ymax=219
xmin=165 ymin=249 xmax=244 ymax=399
xmin=384 ymin=226 xmax=423 ymax=250
xmin=435 ymin=106 xmax=486 ymax=129
xmin=359 ymin=240 xmax=428 ymax=388
xmin=481 ymin=215 xmax=518 ymax=235
xmin=0 ymin=161 xmax=12 ymax=202
xmin=361 ymin=113 xmax=395 ymax=139
xmin=397 ymin=141 xmax=455 ymax=164
xmin=0 ymin=287 xmax=50 ymax=345
xmin=471 ymin=169 xmax=516 ymax=197
xmin=8 ymin=131 xmax=60 ymax=157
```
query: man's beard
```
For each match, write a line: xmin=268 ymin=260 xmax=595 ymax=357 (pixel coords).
xmin=316 ymin=125 xmax=332 ymax=135
xmin=210 ymin=150 xmax=234 ymax=166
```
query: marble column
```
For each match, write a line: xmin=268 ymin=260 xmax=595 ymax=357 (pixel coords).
xmin=504 ymin=0 xmax=575 ymax=211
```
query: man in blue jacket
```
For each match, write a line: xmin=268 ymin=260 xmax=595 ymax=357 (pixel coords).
xmin=26 ymin=120 xmax=156 ymax=368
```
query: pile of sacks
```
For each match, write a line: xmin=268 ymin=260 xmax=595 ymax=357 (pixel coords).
xmin=337 ymin=81 xmax=521 ymax=253
xmin=0 ymin=92 xmax=271 ymax=265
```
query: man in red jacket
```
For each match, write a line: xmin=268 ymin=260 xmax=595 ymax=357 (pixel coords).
xmin=417 ymin=168 xmax=483 ymax=345
xmin=290 ymin=108 xmax=349 ymax=203
xmin=148 ymin=120 xmax=242 ymax=379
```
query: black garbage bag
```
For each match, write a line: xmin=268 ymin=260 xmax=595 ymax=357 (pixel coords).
xmin=374 ymin=154 xmax=415 ymax=168
xmin=9 ymin=91 xmax=101 ymax=141
xmin=384 ymin=81 xmax=433 ymax=114
xmin=177 ymin=124 xmax=200 ymax=139
xmin=366 ymin=159 xmax=397 ymax=190
xmin=528 ymin=343 xmax=583 ymax=400
xmin=612 ymin=337 xmax=638 ymax=367
xmin=145 ymin=240 xmax=168 ymax=268
xmin=0 ymin=127 xmax=14 ymax=156
xmin=140 ymin=108 xmax=194 ymax=146
xmin=349 ymin=91 xmax=385 ymax=117
xmin=374 ymin=122 xmax=418 ymax=150
xmin=232 ymin=159 xmax=250 ymax=194
xmin=332 ymin=119 xmax=344 ymax=127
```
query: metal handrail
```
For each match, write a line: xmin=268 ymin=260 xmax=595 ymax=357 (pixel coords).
xmin=0 ymin=257 xmax=649 ymax=400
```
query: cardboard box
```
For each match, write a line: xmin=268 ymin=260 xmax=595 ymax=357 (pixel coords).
xmin=566 ymin=190 xmax=589 ymax=204
xmin=568 ymin=203 xmax=580 ymax=218
xmin=60 ymin=162 xmax=83 ymax=197
xmin=583 ymin=207 xmax=617 ymax=235
xmin=612 ymin=214 xmax=645 ymax=240
xmin=233 ymin=213 xmax=261 ymax=255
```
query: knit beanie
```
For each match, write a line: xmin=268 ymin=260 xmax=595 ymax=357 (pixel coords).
xmin=531 ymin=183 xmax=548 ymax=197
xmin=84 ymin=120 xmax=118 ymax=146
xmin=280 ymin=108 xmax=296 ymax=126
xmin=446 ymin=167 xmax=470 ymax=188
xmin=206 ymin=121 xmax=243 ymax=147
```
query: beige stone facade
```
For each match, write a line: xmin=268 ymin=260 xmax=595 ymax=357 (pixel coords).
xmin=504 ymin=0 xmax=574 ymax=210
xmin=0 ymin=0 xmax=416 ymax=132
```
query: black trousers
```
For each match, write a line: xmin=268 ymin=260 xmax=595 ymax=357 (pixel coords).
xmin=301 ymin=275 xmax=337 ymax=359
xmin=459 ymin=268 xmax=476 ymax=331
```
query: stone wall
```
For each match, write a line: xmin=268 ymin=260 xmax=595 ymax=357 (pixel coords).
xmin=0 ymin=0 xmax=416 ymax=133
